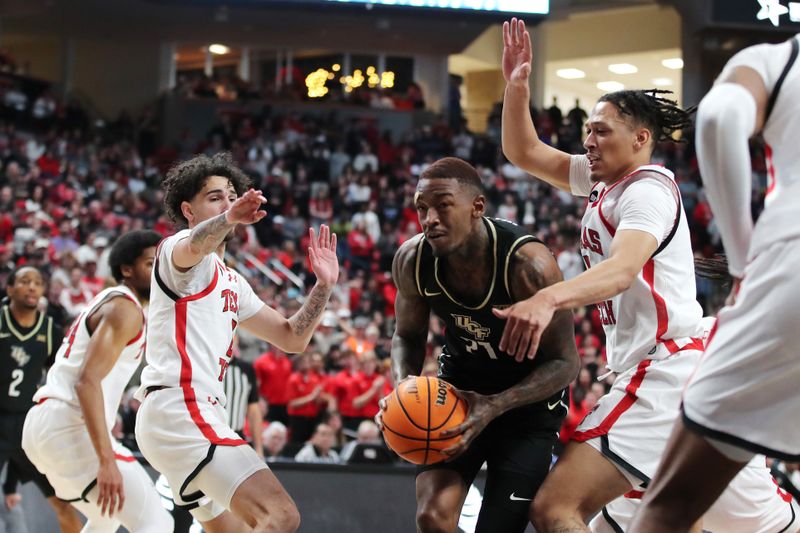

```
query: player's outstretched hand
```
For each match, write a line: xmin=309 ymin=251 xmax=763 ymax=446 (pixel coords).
xmin=308 ymin=225 xmax=339 ymax=288
xmin=440 ymin=389 xmax=498 ymax=461
xmin=493 ymin=291 xmax=556 ymax=362
xmin=376 ymin=375 xmax=417 ymax=431
xmin=97 ymin=459 xmax=125 ymax=517
xmin=502 ymin=17 xmax=532 ymax=84
xmin=225 ymin=188 xmax=268 ymax=225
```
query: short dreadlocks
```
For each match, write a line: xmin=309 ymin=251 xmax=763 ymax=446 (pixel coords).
xmin=599 ymin=89 xmax=695 ymax=146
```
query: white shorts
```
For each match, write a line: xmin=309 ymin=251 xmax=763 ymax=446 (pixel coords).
xmin=589 ymin=458 xmax=799 ymax=533
xmin=683 ymin=239 xmax=800 ymax=461
xmin=574 ymin=349 xmax=704 ymax=488
xmin=22 ymin=399 xmax=174 ymax=532
xmin=135 ymin=386 xmax=266 ymax=521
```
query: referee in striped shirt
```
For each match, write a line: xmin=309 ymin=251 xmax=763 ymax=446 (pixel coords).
xmin=223 ymin=356 xmax=264 ymax=459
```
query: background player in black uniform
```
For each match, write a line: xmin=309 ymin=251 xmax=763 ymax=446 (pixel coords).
xmin=0 ymin=266 xmax=82 ymax=532
xmin=379 ymin=157 xmax=580 ymax=533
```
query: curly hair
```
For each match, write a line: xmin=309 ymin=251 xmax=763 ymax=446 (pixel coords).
xmin=108 ymin=230 xmax=162 ymax=282
xmin=598 ymin=89 xmax=695 ymax=145
xmin=162 ymin=152 xmax=252 ymax=225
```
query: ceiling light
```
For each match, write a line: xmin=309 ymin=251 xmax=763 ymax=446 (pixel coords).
xmin=608 ymin=63 xmax=638 ymax=75
xmin=597 ymin=81 xmax=625 ymax=92
xmin=556 ymin=68 xmax=586 ymax=80
xmin=208 ymin=44 xmax=230 ymax=55
xmin=652 ymin=77 xmax=673 ymax=86
xmin=662 ymin=58 xmax=684 ymax=70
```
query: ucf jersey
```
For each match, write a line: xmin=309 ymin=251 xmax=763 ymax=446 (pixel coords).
xmin=0 ymin=304 xmax=60 ymax=413
xmin=415 ymin=217 xmax=567 ymax=418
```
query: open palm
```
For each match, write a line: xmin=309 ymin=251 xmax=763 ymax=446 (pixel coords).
xmin=308 ymin=225 xmax=339 ymax=287
xmin=502 ymin=18 xmax=533 ymax=83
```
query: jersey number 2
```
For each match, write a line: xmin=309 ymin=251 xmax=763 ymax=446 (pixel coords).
xmin=8 ymin=369 xmax=23 ymax=398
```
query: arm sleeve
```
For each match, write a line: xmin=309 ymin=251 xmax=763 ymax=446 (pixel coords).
xmin=615 ymin=178 xmax=678 ymax=245
xmin=569 ymin=155 xmax=593 ymax=197
xmin=695 ymin=83 xmax=757 ymax=277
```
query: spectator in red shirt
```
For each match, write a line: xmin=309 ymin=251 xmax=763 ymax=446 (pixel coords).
xmin=352 ymin=352 xmax=386 ymax=421
xmin=286 ymin=353 xmax=324 ymax=444
xmin=347 ymin=220 xmax=374 ymax=272
xmin=80 ymin=260 xmax=105 ymax=296
xmin=254 ymin=346 xmax=292 ymax=425
xmin=330 ymin=349 xmax=362 ymax=432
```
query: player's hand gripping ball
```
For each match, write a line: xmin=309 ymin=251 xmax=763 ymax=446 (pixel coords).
xmin=380 ymin=376 xmax=468 ymax=465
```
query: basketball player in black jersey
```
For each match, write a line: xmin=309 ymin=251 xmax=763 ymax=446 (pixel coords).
xmin=378 ymin=157 xmax=580 ymax=533
xmin=0 ymin=266 xmax=82 ymax=532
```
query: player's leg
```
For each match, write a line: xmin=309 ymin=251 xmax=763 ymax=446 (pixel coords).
xmin=416 ymin=470 xmax=471 ymax=533
xmin=630 ymin=419 xmax=750 ymax=532
xmin=71 ymin=499 xmax=120 ymax=533
xmin=415 ymin=433 xmax=486 ymax=533
xmin=82 ymin=457 xmax=174 ymax=533
xmin=474 ymin=427 xmax=556 ymax=533
xmin=531 ymin=441 xmax=632 ymax=532
xmin=192 ymin=444 xmax=299 ymax=532
xmin=20 ymin=459 xmax=83 ymax=533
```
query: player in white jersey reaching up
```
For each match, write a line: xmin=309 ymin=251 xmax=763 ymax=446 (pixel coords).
xmin=22 ymin=230 xmax=174 ymax=532
xmin=136 ymin=152 xmax=338 ymax=533
xmin=632 ymin=34 xmax=800 ymax=533
xmin=501 ymin=18 xmax=798 ymax=533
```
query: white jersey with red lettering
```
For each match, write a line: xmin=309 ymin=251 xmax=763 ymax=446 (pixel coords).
xmin=138 ymin=229 xmax=264 ymax=406
xmin=570 ymin=159 xmax=704 ymax=374
xmin=32 ymin=285 xmax=145 ymax=430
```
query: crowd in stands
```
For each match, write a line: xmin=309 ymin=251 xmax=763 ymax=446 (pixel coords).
xmin=0 ymin=84 xmax=771 ymax=463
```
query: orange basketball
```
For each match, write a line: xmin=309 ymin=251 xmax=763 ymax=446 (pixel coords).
xmin=380 ymin=376 xmax=468 ymax=465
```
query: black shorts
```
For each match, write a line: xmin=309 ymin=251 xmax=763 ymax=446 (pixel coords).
xmin=416 ymin=406 xmax=562 ymax=533
xmin=0 ymin=412 xmax=55 ymax=498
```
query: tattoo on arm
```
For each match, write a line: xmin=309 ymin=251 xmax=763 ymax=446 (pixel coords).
xmin=288 ymin=283 xmax=331 ymax=337
xmin=552 ymin=518 xmax=590 ymax=533
xmin=188 ymin=213 xmax=235 ymax=256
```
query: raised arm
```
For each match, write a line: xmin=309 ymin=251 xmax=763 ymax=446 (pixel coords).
xmin=172 ymin=188 xmax=267 ymax=269
xmin=241 ymin=225 xmax=338 ymax=353
xmin=389 ymin=236 xmax=431 ymax=384
xmin=695 ymin=65 xmax=768 ymax=279
xmin=501 ymin=18 xmax=572 ymax=192
xmin=75 ymin=296 xmax=143 ymax=518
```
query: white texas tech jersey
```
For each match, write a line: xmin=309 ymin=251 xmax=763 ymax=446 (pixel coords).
xmin=33 ymin=285 xmax=145 ymax=430
xmin=139 ymin=230 xmax=263 ymax=410
xmin=719 ymin=34 xmax=800 ymax=256
xmin=571 ymin=161 xmax=704 ymax=373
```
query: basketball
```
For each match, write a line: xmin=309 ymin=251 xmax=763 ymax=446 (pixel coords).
xmin=380 ymin=376 xmax=469 ymax=465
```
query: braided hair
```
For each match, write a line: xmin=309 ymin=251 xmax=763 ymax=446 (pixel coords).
xmin=598 ymin=89 xmax=695 ymax=145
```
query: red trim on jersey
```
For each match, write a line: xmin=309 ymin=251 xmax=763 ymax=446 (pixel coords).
xmin=772 ymin=477 xmax=793 ymax=503
xmin=62 ymin=313 xmax=84 ymax=359
xmin=624 ymin=490 xmax=644 ymax=499
xmin=114 ymin=453 xmax=136 ymax=463
xmin=643 ymin=259 xmax=669 ymax=342
xmin=174 ymin=265 xmax=246 ymax=447
xmin=37 ymin=397 xmax=49 ymax=404
xmin=765 ymin=143 xmax=777 ymax=199
xmin=572 ymin=359 xmax=652 ymax=441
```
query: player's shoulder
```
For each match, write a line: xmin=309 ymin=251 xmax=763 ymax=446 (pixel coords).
xmin=392 ymin=234 xmax=424 ymax=280
xmin=509 ymin=240 xmax=562 ymax=298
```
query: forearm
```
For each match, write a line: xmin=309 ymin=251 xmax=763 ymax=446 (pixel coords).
xmin=696 ymin=84 xmax=756 ymax=277
xmin=542 ymin=257 xmax=634 ymax=310
xmin=490 ymin=356 xmax=578 ymax=415
xmin=390 ymin=333 xmax=427 ymax=384
xmin=502 ymin=81 xmax=539 ymax=162
xmin=247 ymin=405 xmax=263 ymax=452
xmin=353 ymin=387 xmax=378 ymax=409
xmin=287 ymin=393 xmax=316 ymax=408
xmin=187 ymin=212 xmax=236 ymax=257
xmin=287 ymin=283 xmax=332 ymax=349
xmin=75 ymin=380 xmax=115 ymax=464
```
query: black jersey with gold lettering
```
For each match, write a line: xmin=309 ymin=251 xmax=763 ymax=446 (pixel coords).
xmin=415 ymin=217 xmax=567 ymax=418
xmin=0 ymin=305 xmax=61 ymax=413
